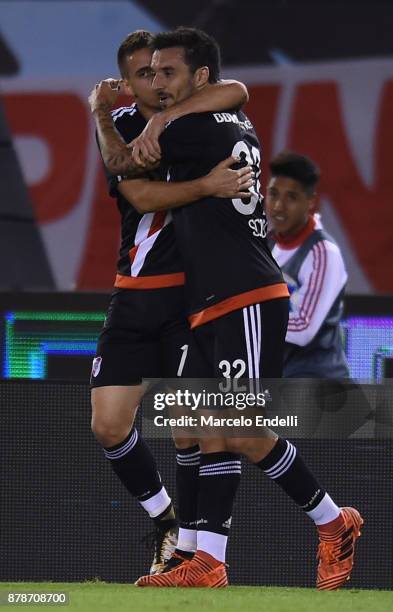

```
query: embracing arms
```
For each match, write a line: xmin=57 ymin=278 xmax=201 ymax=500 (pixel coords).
xmin=118 ymin=156 xmax=253 ymax=213
xmin=89 ymin=78 xmax=248 ymax=176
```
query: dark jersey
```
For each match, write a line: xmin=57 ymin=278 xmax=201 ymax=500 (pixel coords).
xmin=159 ymin=110 xmax=289 ymax=327
xmin=103 ymin=103 xmax=184 ymax=289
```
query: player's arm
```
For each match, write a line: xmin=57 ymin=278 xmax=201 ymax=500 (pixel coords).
xmin=131 ymin=80 xmax=249 ymax=166
xmin=118 ymin=156 xmax=253 ymax=213
xmin=286 ymin=242 xmax=348 ymax=347
xmin=169 ymin=79 xmax=249 ymax=117
xmin=89 ymin=79 xmax=156 ymax=177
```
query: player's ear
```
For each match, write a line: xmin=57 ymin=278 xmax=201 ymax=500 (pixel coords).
xmin=194 ymin=66 xmax=210 ymax=89
xmin=308 ymin=192 xmax=318 ymax=214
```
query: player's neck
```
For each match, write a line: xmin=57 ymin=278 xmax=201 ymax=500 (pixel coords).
xmin=274 ymin=215 xmax=315 ymax=249
xmin=137 ymin=103 xmax=158 ymax=121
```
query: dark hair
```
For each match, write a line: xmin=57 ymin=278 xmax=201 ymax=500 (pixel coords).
xmin=152 ymin=27 xmax=221 ymax=83
xmin=117 ymin=30 xmax=153 ymax=78
xmin=269 ymin=151 xmax=320 ymax=195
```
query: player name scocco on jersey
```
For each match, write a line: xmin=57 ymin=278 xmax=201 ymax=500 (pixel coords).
xmin=103 ymin=103 xmax=184 ymax=289
xmin=159 ymin=110 xmax=289 ymax=327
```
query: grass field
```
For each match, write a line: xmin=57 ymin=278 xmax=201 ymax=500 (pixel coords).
xmin=1 ymin=582 xmax=392 ymax=612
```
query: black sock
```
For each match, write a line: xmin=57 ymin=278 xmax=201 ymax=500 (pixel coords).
xmin=174 ymin=549 xmax=194 ymax=560
xmin=197 ymin=452 xmax=241 ymax=536
xmin=256 ymin=438 xmax=325 ymax=511
xmin=176 ymin=445 xmax=200 ymax=531
xmin=104 ymin=428 xmax=163 ymax=502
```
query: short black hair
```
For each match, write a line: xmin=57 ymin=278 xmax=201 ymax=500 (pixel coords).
xmin=152 ymin=27 xmax=221 ymax=83
xmin=117 ymin=30 xmax=153 ymax=78
xmin=269 ymin=151 xmax=320 ymax=195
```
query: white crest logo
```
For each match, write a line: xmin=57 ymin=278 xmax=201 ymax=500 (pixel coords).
xmin=91 ymin=356 xmax=102 ymax=378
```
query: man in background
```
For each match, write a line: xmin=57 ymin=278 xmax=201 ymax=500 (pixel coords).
xmin=266 ymin=151 xmax=370 ymax=437
xmin=266 ymin=151 xmax=349 ymax=379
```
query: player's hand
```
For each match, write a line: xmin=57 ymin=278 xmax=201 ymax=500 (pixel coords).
xmin=129 ymin=138 xmax=161 ymax=169
xmin=89 ymin=79 xmax=122 ymax=113
xmin=130 ymin=113 xmax=166 ymax=166
xmin=125 ymin=141 xmax=160 ymax=172
xmin=203 ymin=156 xmax=254 ymax=198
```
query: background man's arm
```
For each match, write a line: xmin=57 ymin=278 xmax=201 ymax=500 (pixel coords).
xmin=286 ymin=242 xmax=348 ymax=347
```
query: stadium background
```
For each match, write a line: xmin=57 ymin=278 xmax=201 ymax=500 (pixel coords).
xmin=0 ymin=0 xmax=392 ymax=590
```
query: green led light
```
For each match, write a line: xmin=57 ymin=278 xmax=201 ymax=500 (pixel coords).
xmin=12 ymin=312 xmax=105 ymax=322
xmin=4 ymin=310 xmax=105 ymax=379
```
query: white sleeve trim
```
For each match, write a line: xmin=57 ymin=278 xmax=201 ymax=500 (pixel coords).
xmin=286 ymin=240 xmax=347 ymax=347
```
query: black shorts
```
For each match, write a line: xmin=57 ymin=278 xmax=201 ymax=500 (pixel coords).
xmin=90 ymin=287 xmax=205 ymax=387
xmin=188 ymin=298 xmax=289 ymax=378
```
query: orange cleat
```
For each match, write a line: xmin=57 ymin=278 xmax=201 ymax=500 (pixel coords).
xmin=317 ymin=507 xmax=364 ymax=590
xmin=161 ymin=550 xmax=193 ymax=573
xmin=135 ymin=550 xmax=228 ymax=588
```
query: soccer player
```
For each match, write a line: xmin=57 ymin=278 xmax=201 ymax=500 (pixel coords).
xmin=112 ymin=28 xmax=362 ymax=590
xmin=89 ymin=30 xmax=253 ymax=574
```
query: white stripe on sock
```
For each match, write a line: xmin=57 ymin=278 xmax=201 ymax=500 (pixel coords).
xmin=267 ymin=444 xmax=297 ymax=479
xmin=177 ymin=450 xmax=201 ymax=460
xmin=306 ymin=493 xmax=341 ymax=525
xmin=177 ymin=527 xmax=197 ymax=553
xmin=199 ymin=465 xmax=241 ymax=473
xmin=104 ymin=429 xmax=138 ymax=460
xmin=177 ymin=453 xmax=201 ymax=465
xmin=199 ymin=470 xmax=242 ymax=476
xmin=198 ymin=530 xmax=228 ymax=563
xmin=139 ymin=486 xmax=171 ymax=518
xmin=264 ymin=441 xmax=292 ymax=476
xmin=200 ymin=460 xmax=241 ymax=470
xmin=177 ymin=456 xmax=201 ymax=461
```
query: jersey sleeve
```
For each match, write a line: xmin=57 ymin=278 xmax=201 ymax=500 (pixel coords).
xmin=286 ymin=240 xmax=348 ymax=347
xmin=103 ymin=162 xmax=122 ymax=198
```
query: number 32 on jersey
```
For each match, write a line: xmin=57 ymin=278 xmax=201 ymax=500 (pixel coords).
xmin=231 ymin=141 xmax=268 ymax=239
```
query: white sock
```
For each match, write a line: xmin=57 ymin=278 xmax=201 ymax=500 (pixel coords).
xmin=177 ymin=528 xmax=197 ymax=553
xmin=306 ymin=493 xmax=341 ymax=525
xmin=197 ymin=530 xmax=227 ymax=562
xmin=139 ymin=486 xmax=171 ymax=518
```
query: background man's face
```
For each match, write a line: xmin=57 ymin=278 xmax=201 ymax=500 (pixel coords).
xmin=123 ymin=47 xmax=161 ymax=111
xmin=151 ymin=47 xmax=197 ymax=108
xmin=265 ymin=176 xmax=314 ymax=236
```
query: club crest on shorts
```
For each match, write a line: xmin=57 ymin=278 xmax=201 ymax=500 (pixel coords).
xmin=91 ymin=356 xmax=102 ymax=378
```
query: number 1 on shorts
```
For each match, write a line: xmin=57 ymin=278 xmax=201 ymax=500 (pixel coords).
xmin=177 ymin=344 xmax=189 ymax=376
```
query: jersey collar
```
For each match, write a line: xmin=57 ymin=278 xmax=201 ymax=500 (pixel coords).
xmin=273 ymin=215 xmax=316 ymax=249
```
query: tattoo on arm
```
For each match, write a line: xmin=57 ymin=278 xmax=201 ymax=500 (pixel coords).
xmin=94 ymin=106 xmax=139 ymax=176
